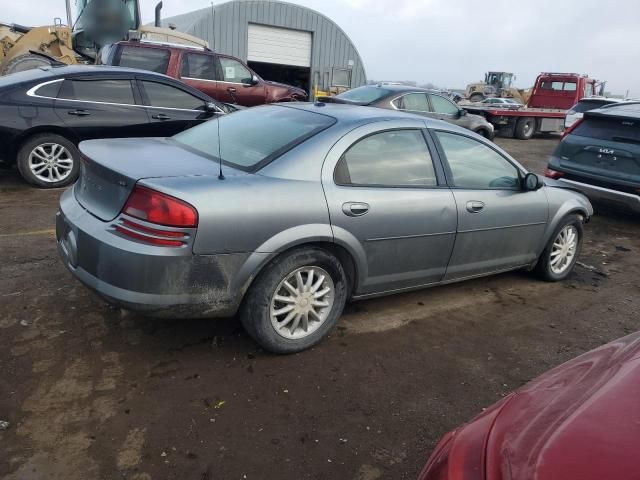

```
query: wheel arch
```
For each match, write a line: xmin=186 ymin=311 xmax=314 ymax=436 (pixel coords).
xmin=11 ymin=126 xmax=80 ymax=163
xmin=234 ymin=237 xmax=364 ymax=305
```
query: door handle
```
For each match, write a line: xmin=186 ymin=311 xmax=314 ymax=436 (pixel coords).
xmin=342 ymin=202 xmax=370 ymax=217
xmin=227 ymin=87 xmax=237 ymax=93
xmin=152 ymin=113 xmax=171 ymax=120
xmin=68 ymin=110 xmax=90 ymax=116
xmin=466 ymin=200 xmax=485 ymax=213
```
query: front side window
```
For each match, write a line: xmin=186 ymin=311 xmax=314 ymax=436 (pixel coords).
xmin=429 ymin=94 xmax=459 ymax=115
xmin=392 ymin=93 xmax=429 ymax=112
xmin=117 ymin=46 xmax=170 ymax=73
xmin=173 ymin=106 xmax=335 ymax=171
xmin=60 ymin=79 xmax=135 ymax=104
xmin=334 ymin=130 xmax=437 ymax=187
xmin=219 ymin=57 xmax=252 ymax=84
xmin=142 ymin=81 xmax=204 ymax=110
xmin=436 ymin=131 xmax=520 ymax=189
xmin=180 ymin=53 xmax=216 ymax=81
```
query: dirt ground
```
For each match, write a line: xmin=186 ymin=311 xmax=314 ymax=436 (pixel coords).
xmin=1 ymin=137 xmax=639 ymax=480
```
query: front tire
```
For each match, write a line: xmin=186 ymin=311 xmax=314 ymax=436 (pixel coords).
xmin=535 ymin=215 xmax=584 ymax=281
xmin=469 ymin=93 xmax=484 ymax=103
xmin=240 ymin=248 xmax=348 ymax=354
xmin=515 ymin=117 xmax=536 ymax=140
xmin=16 ymin=133 xmax=80 ymax=188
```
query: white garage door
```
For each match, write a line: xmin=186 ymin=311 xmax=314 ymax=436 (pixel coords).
xmin=247 ymin=24 xmax=312 ymax=68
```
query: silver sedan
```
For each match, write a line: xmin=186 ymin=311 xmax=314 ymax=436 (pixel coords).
xmin=56 ymin=103 xmax=593 ymax=353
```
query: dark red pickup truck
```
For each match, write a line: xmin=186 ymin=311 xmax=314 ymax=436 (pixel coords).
xmin=98 ymin=40 xmax=307 ymax=106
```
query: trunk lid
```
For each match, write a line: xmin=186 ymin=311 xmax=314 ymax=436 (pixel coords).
xmin=75 ymin=137 xmax=243 ymax=221
xmin=557 ymin=109 xmax=640 ymax=186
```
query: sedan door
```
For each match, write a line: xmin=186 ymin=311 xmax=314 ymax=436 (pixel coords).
xmin=138 ymin=79 xmax=217 ymax=137
xmin=431 ymin=130 xmax=548 ymax=280
xmin=216 ymin=56 xmax=265 ymax=106
xmin=54 ymin=77 xmax=150 ymax=139
xmin=321 ymin=121 xmax=457 ymax=295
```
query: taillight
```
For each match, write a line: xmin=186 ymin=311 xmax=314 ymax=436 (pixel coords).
xmin=561 ymin=117 xmax=583 ymax=139
xmin=115 ymin=185 xmax=198 ymax=247
xmin=122 ymin=185 xmax=198 ymax=227
xmin=544 ymin=168 xmax=564 ymax=179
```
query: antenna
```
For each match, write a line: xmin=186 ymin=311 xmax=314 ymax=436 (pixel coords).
xmin=217 ymin=116 xmax=224 ymax=180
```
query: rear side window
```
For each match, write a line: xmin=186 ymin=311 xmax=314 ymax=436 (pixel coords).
xmin=336 ymin=85 xmax=393 ymax=103
xmin=117 ymin=45 xmax=170 ymax=74
xmin=392 ymin=93 xmax=429 ymax=112
xmin=141 ymin=81 xmax=204 ymax=110
xmin=436 ymin=132 xmax=519 ymax=189
xmin=33 ymin=80 xmax=63 ymax=98
xmin=59 ymin=79 xmax=136 ymax=104
xmin=180 ymin=53 xmax=216 ymax=81
xmin=573 ymin=117 xmax=640 ymax=142
xmin=335 ymin=130 xmax=437 ymax=187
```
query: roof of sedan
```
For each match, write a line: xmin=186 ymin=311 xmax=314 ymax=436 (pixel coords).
xmin=0 ymin=64 xmax=169 ymax=87
xmin=280 ymin=101 xmax=435 ymax=125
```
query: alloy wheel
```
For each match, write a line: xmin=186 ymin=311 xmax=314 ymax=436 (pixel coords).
xmin=28 ymin=143 xmax=74 ymax=183
xmin=550 ymin=225 xmax=578 ymax=274
xmin=270 ymin=266 xmax=335 ymax=340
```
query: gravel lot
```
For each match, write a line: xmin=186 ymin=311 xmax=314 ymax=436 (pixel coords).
xmin=1 ymin=137 xmax=639 ymax=480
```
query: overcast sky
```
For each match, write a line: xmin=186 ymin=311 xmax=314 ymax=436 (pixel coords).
xmin=4 ymin=0 xmax=638 ymax=96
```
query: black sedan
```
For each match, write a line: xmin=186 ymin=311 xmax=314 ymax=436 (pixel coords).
xmin=0 ymin=65 xmax=235 ymax=188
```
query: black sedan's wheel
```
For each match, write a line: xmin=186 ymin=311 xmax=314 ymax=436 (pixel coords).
xmin=17 ymin=134 xmax=80 ymax=188
xmin=535 ymin=214 xmax=583 ymax=281
xmin=240 ymin=248 xmax=348 ymax=354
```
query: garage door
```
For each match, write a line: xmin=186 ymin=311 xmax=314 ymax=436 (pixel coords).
xmin=247 ymin=24 xmax=312 ymax=68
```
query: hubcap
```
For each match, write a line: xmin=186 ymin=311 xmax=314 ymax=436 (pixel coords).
xmin=550 ymin=225 xmax=578 ymax=274
xmin=28 ymin=143 xmax=73 ymax=183
xmin=270 ymin=266 xmax=335 ymax=340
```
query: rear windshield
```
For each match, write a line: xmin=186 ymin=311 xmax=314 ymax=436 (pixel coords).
xmin=173 ymin=106 xmax=336 ymax=171
xmin=336 ymin=86 xmax=393 ymax=104
xmin=573 ymin=117 xmax=640 ymax=143
xmin=571 ymin=100 xmax=616 ymax=113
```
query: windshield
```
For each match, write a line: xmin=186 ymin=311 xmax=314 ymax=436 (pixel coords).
xmin=173 ymin=106 xmax=336 ymax=171
xmin=336 ymin=86 xmax=394 ymax=104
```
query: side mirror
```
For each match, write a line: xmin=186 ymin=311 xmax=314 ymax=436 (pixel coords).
xmin=205 ymin=102 xmax=222 ymax=113
xmin=523 ymin=172 xmax=543 ymax=191
xmin=458 ymin=109 xmax=467 ymax=117
xmin=243 ymin=74 xmax=260 ymax=86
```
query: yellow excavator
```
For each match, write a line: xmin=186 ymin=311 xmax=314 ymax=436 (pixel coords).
xmin=0 ymin=0 xmax=206 ymax=76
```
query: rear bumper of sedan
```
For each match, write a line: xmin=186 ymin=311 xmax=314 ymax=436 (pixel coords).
xmin=56 ymin=188 xmax=251 ymax=318
xmin=556 ymin=178 xmax=640 ymax=213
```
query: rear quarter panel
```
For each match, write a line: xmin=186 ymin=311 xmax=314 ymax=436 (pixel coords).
xmin=139 ymin=174 xmax=333 ymax=256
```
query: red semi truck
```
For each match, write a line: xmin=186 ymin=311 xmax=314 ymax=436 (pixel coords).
xmin=463 ymin=72 xmax=601 ymax=140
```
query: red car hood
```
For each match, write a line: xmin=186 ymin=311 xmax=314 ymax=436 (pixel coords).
xmin=486 ymin=332 xmax=640 ymax=480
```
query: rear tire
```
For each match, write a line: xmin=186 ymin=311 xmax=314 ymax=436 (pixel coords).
xmin=240 ymin=248 xmax=348 ymax=354
xmin=16 ymin=133 xmax=80 ymax=188
xmin=535 ymin=214 xmax=584 ymax=281
xmin=515 ymin=117 xmax=536 ymax=140
xmin=469 ymin=93 xmax=484 ymax=103
xmin=1 ymin=54 xmax=52 ymax=76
